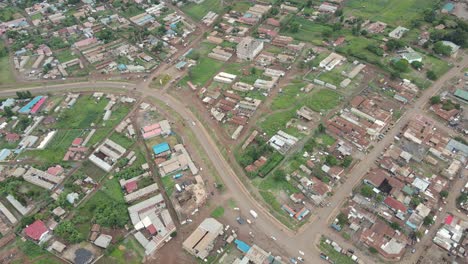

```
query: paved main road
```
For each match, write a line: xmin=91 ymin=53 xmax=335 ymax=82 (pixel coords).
xmin=2 ymin=54 xmax=466 ymax=263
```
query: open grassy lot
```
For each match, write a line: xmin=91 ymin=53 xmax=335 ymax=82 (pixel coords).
xmin=259 ymin=109 xmax=297 ymax=137
xmin=344 ymin=0 xmax=428 ymax=26
xmin=29 ymin=13 xmax=43 ymax=20
xmin=185 ymin=57 xmax=223 ymax=86
xmin=319 ymin=239 xmax=355 ymax=264
xmin=109 ymin=132 xmax=134 ymax=149
xmin=98 ymin=237 xmax=144 ymax=264
xmin=232 ymin=1 xmax=253 ymax=12
xmin=260 ymin=87 xmax=341 ymax=137
xmin=211 ymin=206 xmax=225 ymax=218
xmin=0 ymin=56 xmax=15 ymax=86
xmin=54 ymin=96 xmax=110 ymax=129
xmin=101 ymin=177 xmax=124 ymax=202
xmin=181 ymin=0 xmax=223 ymax=21
xmin=55 ymin=49 xmax=78 ymax=63
xmin=180 ymin=42 xmax=224 ymax=87
xmin=272 ymin=83 xmax=341 ymax=112
xmin=20 ymin=129 xmax=85 ymax=163
xmin=161 ymin=176 xmax=175 ymax=197
xmin=304 ymin=89 xmax=342 ymax=112
xmin=281 ymin=17 xmax=332 ymax=45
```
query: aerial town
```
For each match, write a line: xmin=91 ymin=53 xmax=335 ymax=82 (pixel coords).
xmin=0 ymin=0 xmax=466 ymax=264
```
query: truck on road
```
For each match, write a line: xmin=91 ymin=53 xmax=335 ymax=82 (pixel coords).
xmin=250 ymin=210 xmax=258 ymax=219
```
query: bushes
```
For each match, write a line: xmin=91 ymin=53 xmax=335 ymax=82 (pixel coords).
xmin=55 ymin=220 xmax=83 ymax=243
xmin=258 ymin=153 xmax=284 ymax=177
xmin=94 ymin=201 xmax=129 ymax=228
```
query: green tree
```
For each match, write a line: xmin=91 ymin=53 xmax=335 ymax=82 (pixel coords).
xmin=360 ymin=185 xmax=373 ymax=198
xmin=433 ymin=41 xmax=452 ymax=56
xmin=390 ymin=222 xmax=401 ymax=230
xmin=342 ymin=156 xmax=353 ymax=168
xmin=325 ymin=155 xmax=338 ymax=166
xmin=411 ymin=61 xmax=423 ymax=70
xmin=369 ymin=247 xmax=378 ymax=254
xmin=317 ymin=123 xmax=326 ymax=133
xmin=336 ymin=212 xmax=348 ymax=226
xmin=3 ymin=106 xmax=13 ymax=117
xmin=411 ymin=196 xmax=422 ymax=207
xmin=427 ymin=70 xmax=437 ymax=80
xmin=375 ymin=194 xmax=385 ymax=203
xmin=273 ymin=169 xmax=285 ymax=182
xmin=55 ymin=220 xmax=83 ymax=243
xmin=440 ymin=190 xmax=449 ymax=198
xmin=423 ymin=215 xmax=434 ymax=226
xmin=95 ymin=201 xmax=129 ymax=228
xmin=429 ymin=96 xmax=441 ymax=105
xmin=393 ymin=59 xmax=409 ymax=73
xmin=386 ymin=39 xmax=404 ymax=51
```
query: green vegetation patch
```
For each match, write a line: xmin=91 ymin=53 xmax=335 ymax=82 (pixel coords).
xmin=55 ymin=49 xmax=78 ymax=63
xmin=161 ymin=176 xmax=175 ymax=197
xmin=20 ymin=129 xmax=85 ymax=163
xmin=181 ymin=0 xmax=223 ymax=21
xmin=211 ymin=206 xmax=225 ymax=218
xmin=319 ymin=239 xmax=355 ymax=264
xmin=54 ymin=96 xmax=110 ymax=129
xmin=0 ymin=56 xmax=15 ymax=86
xmin=344 ymin=0 xmax=429 ymax=26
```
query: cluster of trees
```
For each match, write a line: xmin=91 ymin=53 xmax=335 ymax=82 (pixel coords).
xmin=16 ymin=91 xmax=32 ymax=99
xmin=55 ymin=220 xmax=83 ymax=243
xmin=96 ymin=28 xmax=118 ymax=44
xmin=238 ymin=137 xmax=272 ymax=168
xmin=432 ymin=41 xmax=453 ymax=56
xmin=115 ymin=166 xmax=145 ymax=180
xmin=366 ymin=44 xmax=384 ymax=57
xmin=324 ymin=155 xmax=353 ymax=168
xmin=94 ymin=201 xmax=129 ymax=228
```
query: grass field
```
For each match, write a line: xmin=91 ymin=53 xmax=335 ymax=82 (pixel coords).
xmin=183 ymin=57 xmax=223 ymax=87
xmin=344 ymin=0 xmax=428 ymax=26
xmin=211 ymin=206 xmax=225 ymax=218
xmin=0 ymin=56 xmax=15 ymax=86
xmin=304 ymin=89 xmax=342 ymax=112
xmin=261 ymin=88 xmax=341 ymax=137
xmin=161 ymin=176 xmax=175 ymax=197
xmin=55 ymin=49 xmax=78 ymax=63
xmin=109 ymin=132 xmax=134 ymax=149
xmin=231 ymin=1 xmax=253 ymax=12
xmin=54 ymin=96 xmax=110 ymax=129
xmin=181 ymin=0 xmax=223 ymax=21
xmin=30 ymin=13 xmax=43 ymax=20
xmin=282 ymin=17 xmax=333 ymax=45
xmin=319 ymin=239 xmax=355 ymax=264
xmin=101 ymin=177 xmax=124 ymax=202
xmin=98 ymin=237 xmax=144 ymax=264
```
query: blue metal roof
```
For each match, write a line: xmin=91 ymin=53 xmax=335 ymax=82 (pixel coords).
xmin=443 ymin=3 xmax=454 ymax=12
xmin=0 ymin=149 xmax=11 ymax=161
xmin=234 ymin=239 xmax=250 ymax=253
xmin=152 ymin=142 xmax=170 ymax=155
xmin=19 ymin=96 xmax=43 ymax=114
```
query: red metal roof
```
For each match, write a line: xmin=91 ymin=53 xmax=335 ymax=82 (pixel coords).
xmin=24 ymin=220 xmax=48 ymax=241
xmin=147 ymin=224 xmax=157 ymax=235
xmin=384 ymin=196 xmax=407 ymax=212
xmin=125 ymin=181 xmax=138 ymax=193
xmin=445 ymin=214 xmax=453 ymax=225
xmin=72 ymin=138 xmax=83 ymax=146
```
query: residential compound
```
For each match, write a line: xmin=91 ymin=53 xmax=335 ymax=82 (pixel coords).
xmin=4 ymin=1 xmax=195 ymax=80
xmin=332 ymin=114 xmax=467 ymax=260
